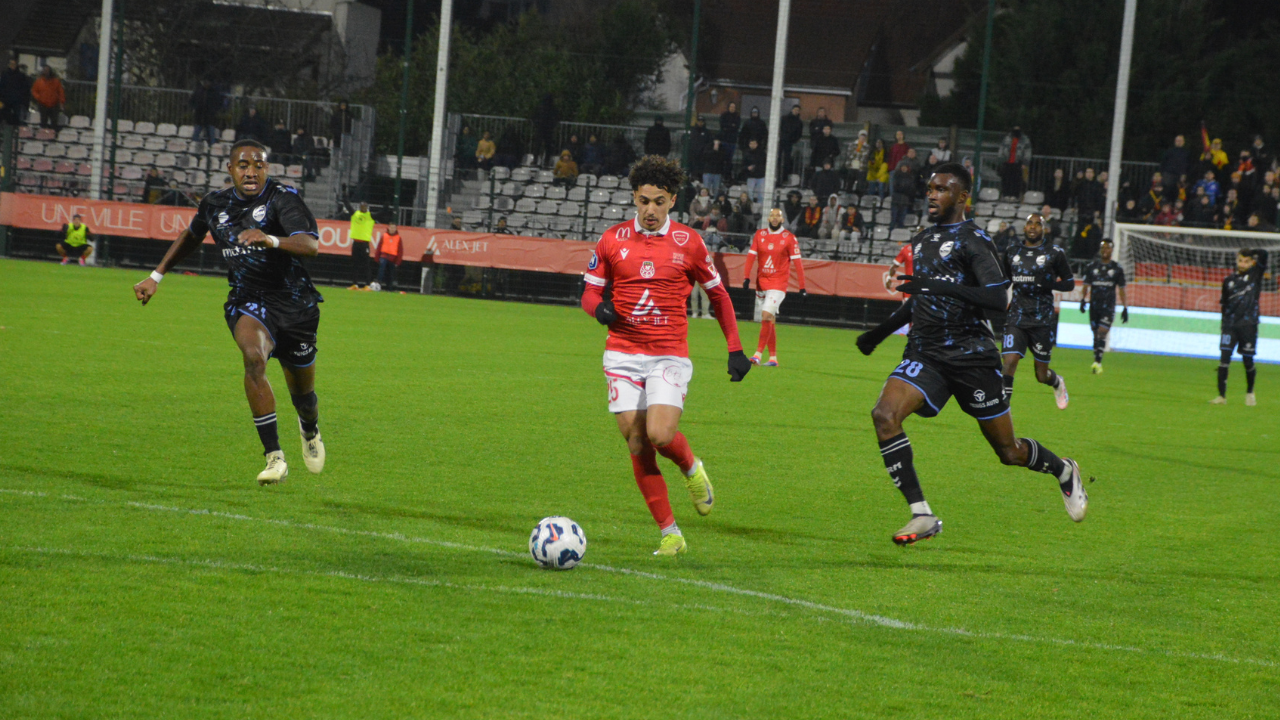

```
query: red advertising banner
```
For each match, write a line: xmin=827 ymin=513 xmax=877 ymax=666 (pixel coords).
xmin=0 ymin=192 xmax=901 ymax=301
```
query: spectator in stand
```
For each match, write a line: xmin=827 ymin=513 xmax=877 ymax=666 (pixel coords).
xmin=887 ymin=130 xmax=910 ymax=175
xmin=235 ymin=106 xmax=268 ymax=142
xmin=553 ymin=150 xmax=579 ymax=187
xmin=190 ymin=78 xmax=222 ymax=146
xmin=837 ymin=204 xmax=865 ymax=241
xmin=1194 ymin=169 xmax=1221 ymax=205
xmin=494 ymin=216 xmax=514 ymax=234
xmin=1246 ymin=212 xmax=1277 ymax=233
xmin=714 ymin=192 xmax=733 ymax=218
xmin=454 ymin=126 xmax=478 ymax=170
xmin=373 ymin=223 xmax=403 ymax=291
xmin=292 ymin=128 xmax=316 ymax=181
xmin=348 ymin=201 xmax=374 ymax=289
xmin=782 ymin=190 xmax=804 ymax=232
xmin=992 ymin=220 xmax=1017 ymax=256
xmin=843 ymin=128 xmax=870 ymax=191
xmin=494 ymin=125 xmax=523 ymax=169
xmin=1198 ymin=128 xmax=1228 ymax=174
xmin=998 ymin=126 xmax=1032 ymax=199
xmin=1221 ymin=211 xmax=1238 ymax=231
xmin=718 ymin=102 xmax=741 ymax=161
xmin=743 ymin=138 xmax=766 ymax=206
xmin=268 ymin=120 xmax=292 ymax=159
xmin=695 ymin=205 xmax=728 ymax=249
xmin=0 ymin=59 xmax=30 ymax=126
xmin=819 ymin=193 xmax=842 ymax=239
xmin=778 ymin=104 xmax=803 ymax=180
xmin=687 ymin=115 xmax=712 ymax=177
xmin=701 ymin=138 xmax=727 ymax=196
xmin=726 ymin=201 xmax=752 ymax=245
xmin=1040 ymin=204 xmax=1063 ymax=245
xmin=689 ymin=186 xmax=713 ymax=225
xmin=31 ymin=65 xmax=65 ymax=130
xmin=890 ymin=161 xmax=916 ymax=230
xmin=931 ymin=137 xmax=952 ymax=162
xmin=1072 ymin=211 xmax=1104 ymax=259
xmin=1116 ymin=198 xmax=1142 ymax=224
xmin=916 ymin=150 xmax=939 ymax=198
xmin=563 ymin=134 xmax=583 ymax=164
xmin=329 ymin=100 xmax=352 ymax=148
xmin=1186 ymin=188 xmax=1216 ymax=227
xmin=1137 ymin=172 xmax=1165 ymax=219
xmin=580 ymin=134 xmax=604 ymax=175
xmin=531 ymin=93 xmax=559 ymax=166
xmin=741 ymin=106 xmax=769 ymax=150
xmin=1160 ymin=135 xmax=1190 ymax=193
xmin=811 ymin=159 xmax=840 ymax=200
xmin=737 ymin=191 xmax=755 ymax=220
xmin=808 ymin=107 xmax=833 ymax=144
xmin=474 ymin=130 xmax=496 ymax=170
xmin=56 ymin=214 xmax=93 ymax=265
xmin=810 ymin=124 xmax=840 ymax=170
xmin=1153 ymin=201 xmax=1181 ymax=226
xmin=1074 ymin=167 xmax=1105 ymax=220
xmin=1261 ymin=185 xmax=1280 ymax=226
xmin=1251 ymin=135 xmax=1272 ymax=173
xmin=143 ymin=168 xmax=166 ymax=204
xmin=605 ymin=134 xmax=635 ymax=176
xmin=1222 ymin=187 xmax=1241 ymax=222
xmin=866 ymin=139 xmax=890 ymax=199
xmin=798 ymin=195 xmax=823 ymax=238
xmin=1227 ymin=170 xmax=1252 ymax=218
xmin=643 ymin=116 xmax=670 ymax=157
xmin=159 ymin=179 xmax=186 ymax=206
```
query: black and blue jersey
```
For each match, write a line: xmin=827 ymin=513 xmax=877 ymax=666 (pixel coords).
xmin=1221 ymin=250 xmax=1268 ymax=329
xmin=906 ymin=220 xmax=1009 ymax=367
xmin=1081 ymin=260 xmax=1125 ymax=317
xmin=188 ymin=178 xmax=322 ymax=306
xmin=1005 ymin=241 xmax=1072 ymax=328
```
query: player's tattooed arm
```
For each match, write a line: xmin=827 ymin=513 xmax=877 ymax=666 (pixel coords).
xmin=237 ymin=228 xmax=319 ymax=256
xmin=134 ymin=227 xmax=204 ymax=305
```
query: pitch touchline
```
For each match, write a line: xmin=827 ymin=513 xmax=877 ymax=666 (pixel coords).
xmin=3 ymin=489 xmax=1275 ymax=668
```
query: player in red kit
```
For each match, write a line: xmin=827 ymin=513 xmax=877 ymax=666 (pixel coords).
xmin=741 ymin=208 xmax=806 ymax=366
xmin=581 ymin=156 xmax=752 ymax=556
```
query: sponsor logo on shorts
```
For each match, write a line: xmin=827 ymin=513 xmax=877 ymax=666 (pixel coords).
xmin=662 ymin=364 xmax=686 ymax=388
xmin=974 ymin=389 xmax=986 ymax=402
xmin=640 ymin=261 xmax=656 ymax=278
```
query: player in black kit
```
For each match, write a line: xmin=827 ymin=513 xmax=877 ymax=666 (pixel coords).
xmin=870 ymin=164 xmax=1087 ymax=545
xmin=1213 ymin=248 xmax=1269 ymax=406
xmin=1079 ymin=240 xmax=1128 ymax=374
xmin=1000 ymin=214 xmax=1074 ymax=409
xmin=133 ymin=140 xmax=326 ymax=484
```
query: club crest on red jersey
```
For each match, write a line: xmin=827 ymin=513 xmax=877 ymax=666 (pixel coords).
xmin=672 ymin=230 xmax=689 ymax=246
xmin=640 ymin=261 xmax=656 ymax=278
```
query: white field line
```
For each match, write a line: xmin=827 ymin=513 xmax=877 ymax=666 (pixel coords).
xmin=3 ymin=488 xmax=1276 ymax=668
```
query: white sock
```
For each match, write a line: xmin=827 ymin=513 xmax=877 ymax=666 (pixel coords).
xmin=685 ymin=459 xmax=701 ymax=477
xmin=661 ymin=523 xmax=682 ymax=537
xmin=909 ymin=501 xmax=932 ymax=516
xmin=1057 ymin=462 xmax=1074 ymax=484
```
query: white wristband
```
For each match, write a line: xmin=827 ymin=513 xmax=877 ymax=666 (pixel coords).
xmin=267 ymin=235 xmax=280 ymax=248
xmin=150 ymin=271 xmax=164 ymax=283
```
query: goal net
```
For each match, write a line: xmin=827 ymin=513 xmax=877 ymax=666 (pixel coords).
xmin=1113 ymin=223 xmax=1280 ymax=314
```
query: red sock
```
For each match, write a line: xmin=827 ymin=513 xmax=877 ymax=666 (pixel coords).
xmin=756 ymin=320 xmax=772 ymax=354
xmin=655 ymin=431 xmax=696 ymax=474
xmin=767 ymin=323 xmax=777 ymax=356
xmin=630 ymin=445 xmax=674 ymax=529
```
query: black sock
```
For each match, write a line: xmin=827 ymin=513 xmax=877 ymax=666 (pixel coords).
xmin=879 ymin=433 xmax=924 ymax=505
xmin=1021 ymin=438 xmax=1068 ymax=488
xmin=253 ymin=413 xmax=281 ymax=454
xmin=291 ymin=391 xmax=319 ymax=439
xmin=1244 ymin=356 xmax=1257 ymax=393
xmin=1002 ymin=374 xmax=1014 ymax=400
xmin=1093 ymin=341 xmax=1104 ymax=363
xmin=1218 ymin=356 xmax=1230 ymax=397
xmin=1043 ymin=369 xmax=1060 ymax=389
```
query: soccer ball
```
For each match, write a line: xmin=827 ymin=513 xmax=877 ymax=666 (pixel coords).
xmin=369 ymin=281 xmax=382 ymax=292
xmin=529 ymin=516 xmax=586 ymax=570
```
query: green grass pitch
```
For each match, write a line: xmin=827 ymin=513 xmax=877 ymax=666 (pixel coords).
xmin=1 ymin=257 xmax=1277 ymax=719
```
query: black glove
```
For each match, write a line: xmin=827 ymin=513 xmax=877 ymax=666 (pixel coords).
xmin=855 ymin=331 xmax=882 ymax=356
xmin=799 ymin=288 xmax=807 ymax=298
xmin=894 ymin=274 xmax=946 ymax=295
xmin=742 ymin=279 xmax=750 ymax=289
xmin=1080 ymin=301 xmax=1087 ymax=313
xmin=594 ymin=299 xmax=616 ymax=326
xmin=727 ymin=350 xmax=751 ymax=382
xmin=1121 ymin=307 xmax=1129 ymax=324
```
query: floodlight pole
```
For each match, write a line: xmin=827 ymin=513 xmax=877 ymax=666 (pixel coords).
xmin=393 ymin=0 xmax=416 ymax=221
xmin=759 ymin=0 xmax=791 ymax=225
xmin=972 ymin=0 xmax=994 ymax=195
xmin=1104 ymin=0 xmax=1138 ymax=236
xmin=680 ymin=0 xmax=701 ymax=170
xmin=107 ymin=10 xmax=124 ymax=200
xmin=424 ymin=0 xmax=452 ymax=229
xmin=89 ymin=0 xmax=115 ymax=200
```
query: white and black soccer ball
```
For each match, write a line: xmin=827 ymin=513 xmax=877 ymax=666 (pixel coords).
xmin=529 ymin=516 xmax=586 ymax=570
xmin=369 ymin=281 xmax=382 ymax=292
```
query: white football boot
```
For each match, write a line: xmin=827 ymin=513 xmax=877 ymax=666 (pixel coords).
xmin=257 ymin=451 xmax=289 ymax=485
xmin=1054 ymin=375 xmax=1069 ymax=410
xmin=1060 ymin=458 xmax=1087 ymax=522
xmin=300 ymin=420 xmax=325 ymax=473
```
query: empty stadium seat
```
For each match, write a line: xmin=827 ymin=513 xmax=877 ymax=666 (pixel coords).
xmin=114 ymin=119 xmax=134 ymax=133
xmin=985 ymin=219 xmax=1003 ymax=233
xmin=64 ymin=145 xmax=88 ymax=160
xmin=523 ymin=184 xmax=545 ymax=198
xmin=76 ymin=164 xmax=92 ymax=176
xmin=874 ymin=210 xmax=891 ymax=225
xmin=536 ymin=200 xmax=559 ymax=214
xmin=975 ymin=202 xmax=996 ymax=217
xmin=566 ymin=187 xmax=586 ymax=202
xmin=15 ymin=157 xmax=31 ymax=170
xmin=473 ymin=195 xmax=492 ymax=210
xmin=506 ymin=214 xmax=527 ymax=229
xmin=20 ymin=141 xmax=43 ymax=154
xmin=535 ymin=170 xmax=555 ymax=184
xmin=220 ymin=129 xmax=235 ymax=142
xmin=859 ymin=194 xmax=878 ymax=209
xmin=610 ymin=190 xmax=631 ymax=204
xmin=166 ymin=139 xmax=188 ymax=153
xmin=156 ymin=123 xmax=177 ymax=137
xmin=55 ymin=160 xmax=75 ymax=174
xmin=121 ymin=135 xmax=143 ymax=149
xmin=494 ymin=197 xmax=515 ymax=212
xmin=57 ymin=129 xmax=79 ymax=143
xmin=889 ymin=228 xmax=913 ymax=242
xmin=134 ymin=121 xmax=156 ymax=135
xmin=18 ymin=126 xmax=33 ymax=139
xmin=35 ymin=128 xmax=55 ymax=141
xmin=501 ymin=182 xmax=523 ymax=196
xmin=545 ymin=186 xmax=567 ymax=200
xmin=510 ymin=168 xmax=533 ymax=182
xmin=598 ymin=175 xmax=619 ymax=189
xmin=515 ymin=198 xmax=537 ymax=213
xmin=978 ymin=187 xmax=1000 ymax=202
xmin=994 ymin=203 xmax=1017 ymax=218
xmin=1022 ymin=190 xmax=1045 ymax=205
xmin=69 ymin=115 xmax=91 ymax=129
xmin=45 ymin=144 xmax=67 ymax=158
xmin=557 ymin=201 xmax=580 ymax=216
xmin=490 ymin=166 xmax=511 ymax=180
xmin=904 ymin=214 xmax=919 ymax=227
xmin=33 ymin=159 xmax=53 ymax=172
xmin=462 ymin=210 xmax=484 ymax=226
xmin=154 ymin=153 xmax=176 ymax=168
xmin=134 ymin=151 xmax=156 ymax=166
xmin=268 ymin=163 xmax=285 ymax=175
xmin=578 ymin=173 xmax=598 ymax=186
xmin=177 ymin=125 xmax=194 ymax=138
xmin=589 ymin=189 xmax=610 ymax=203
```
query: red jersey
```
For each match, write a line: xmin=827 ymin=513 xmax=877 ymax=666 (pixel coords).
xmin=584 ymin=218 xmax=725 ymax=357
xmin=744 ymin=227 xmax=805 ymax=292
xmin=894 ymin=242 xmax=913 ymax=276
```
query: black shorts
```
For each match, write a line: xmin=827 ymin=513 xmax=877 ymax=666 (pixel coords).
xmin=1089 ymin=307 xmax=1114 ymax=335
xmin=60 ymin=242 xmax=89 ymax=254
xmin=1002 ymin=324 xmax=1056 ymax=363
xmin=224 ymin=297 xmax=320 ymax=367
xmin=1221 ymin=323 xmax=1258 ymax=358
xmin=888 ymin=353 xmax=1009 ymax=420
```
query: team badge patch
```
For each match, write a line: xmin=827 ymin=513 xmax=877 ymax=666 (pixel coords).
xmin=767 ymin=243 xmax=774 ymax=250
xmin=1036 ymin=255 xmax=1047 ymax=266
xmin=640 ymin=261 xmax=656 ymax=278
xmin=588 ymin=252 xmax=599 ymax=270
xmin=1107 ymin=268 xmax=1115 ymax=276
xmin=217 ymin=212 xmax=229 ymax=225
xmin=938 ymin=240 xmax=954 ymax=259
xmin=252 ymin=205 xmax=267 ymax=223
xmin=672 ymin=231 xmax=689 ymax=246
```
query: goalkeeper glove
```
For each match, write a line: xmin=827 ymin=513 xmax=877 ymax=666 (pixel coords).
xmin=727 ymin=350 xmax=751 ymax=382
xmin=594 ymin=299 xmax=616 ymax=326
xmin=1080 ymin=301 xmax=1087 ymax=313
xmin=1121 ymin=307 xmax=1129 ymax=324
